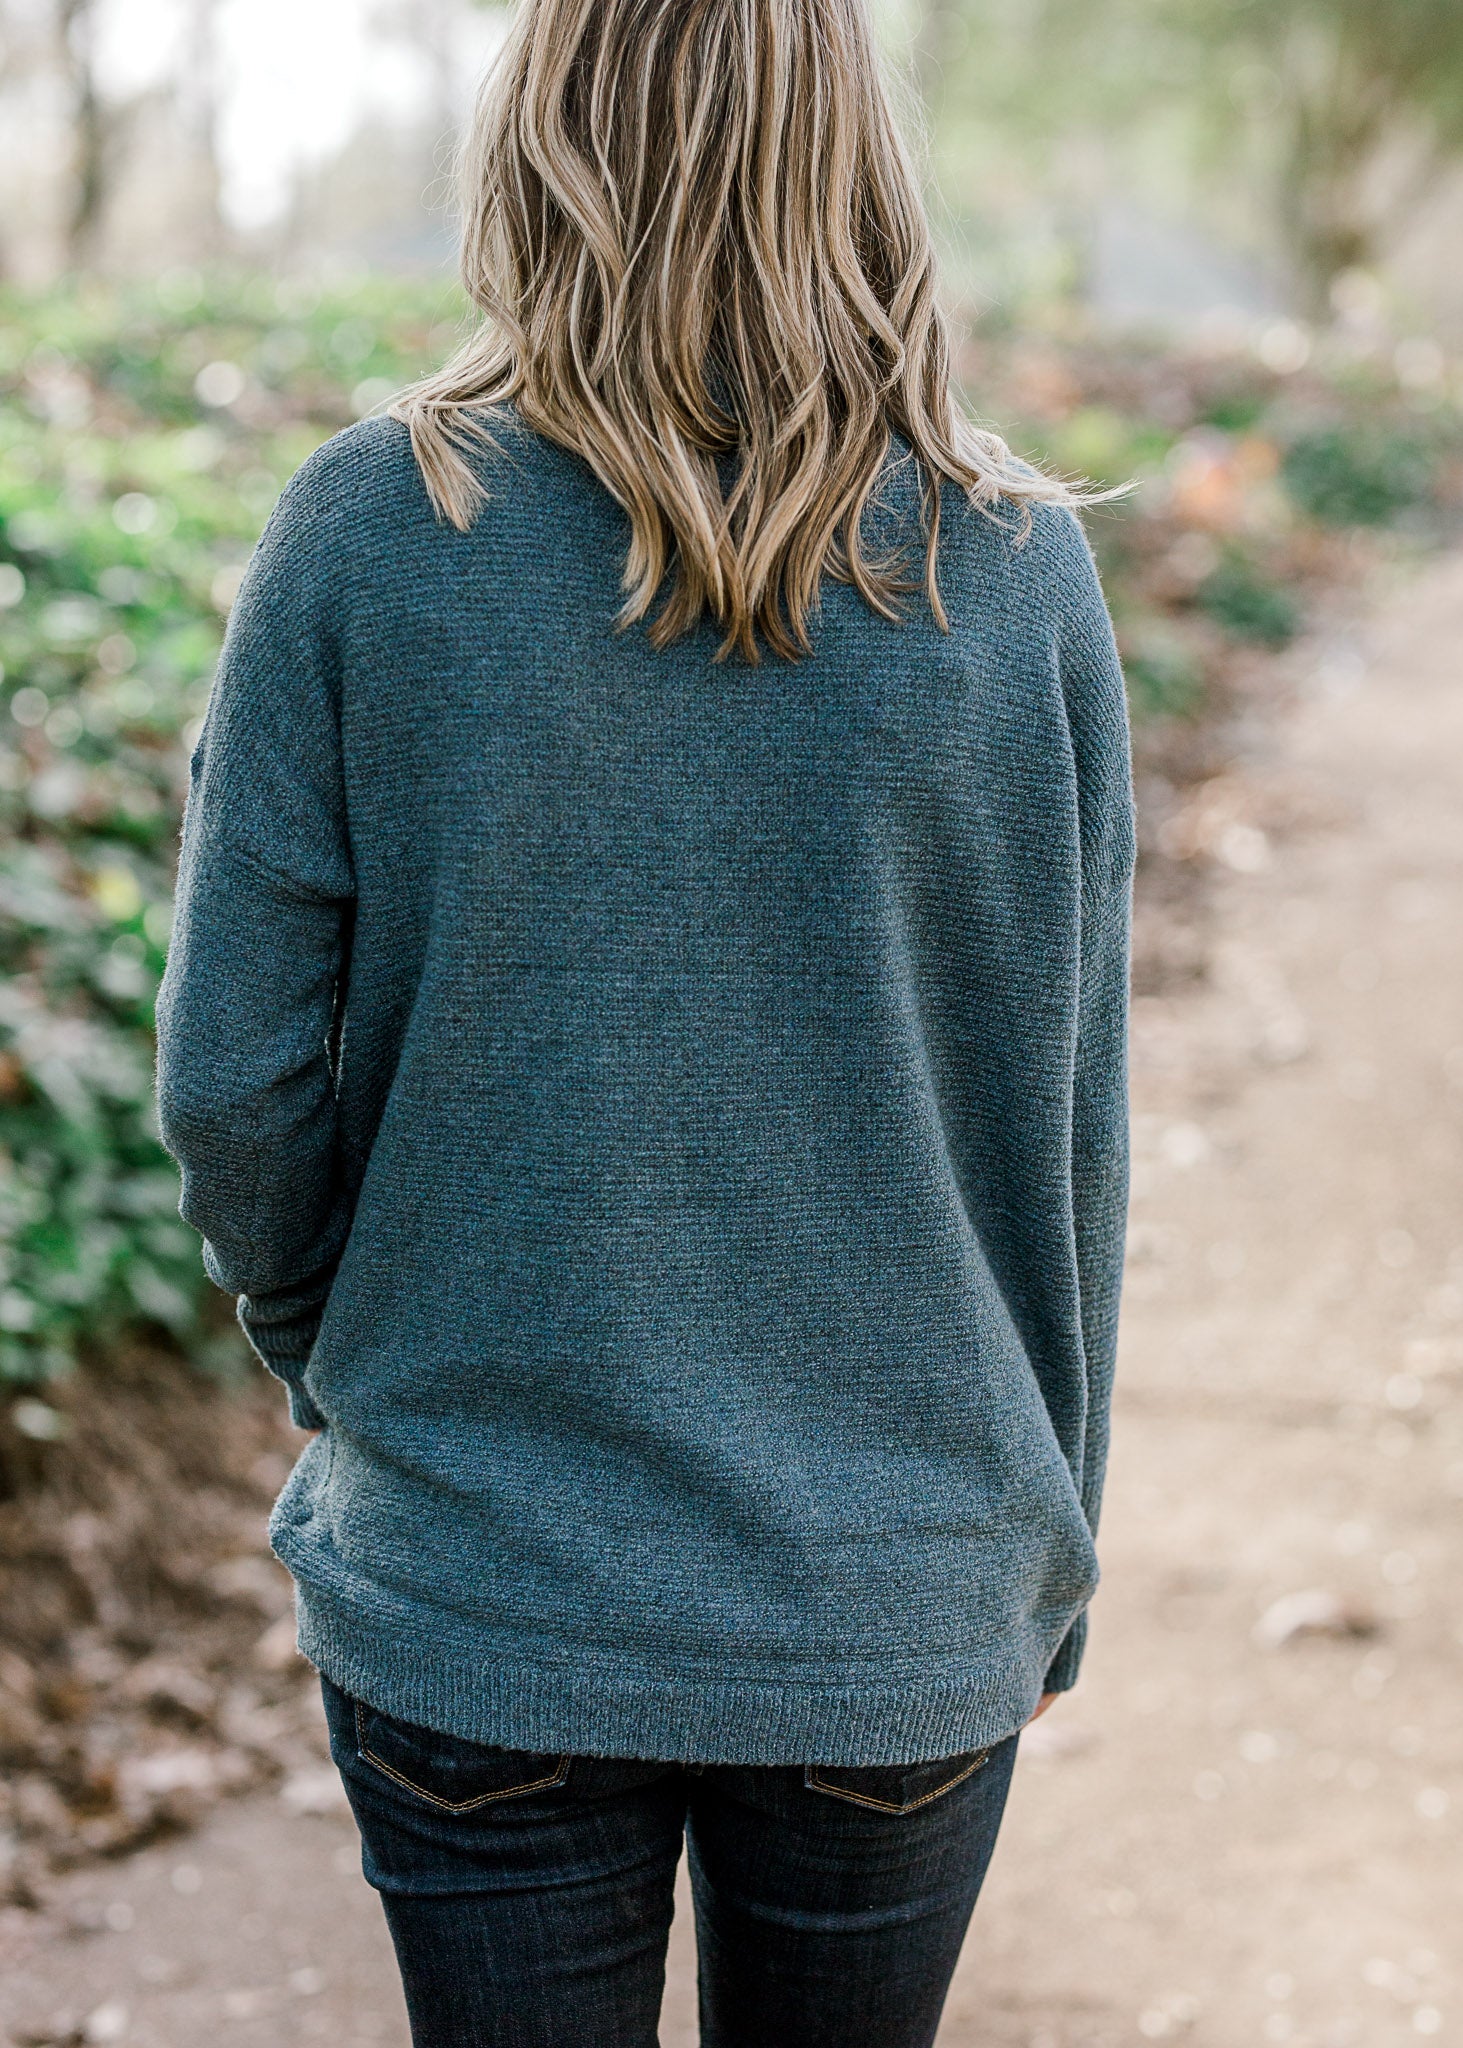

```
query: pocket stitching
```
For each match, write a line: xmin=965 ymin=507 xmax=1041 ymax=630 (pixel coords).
xmin=352 ymin=1699 xmax=571 ymax=1813
xmin=804 ymin=1746 xmax=992 ymax=1814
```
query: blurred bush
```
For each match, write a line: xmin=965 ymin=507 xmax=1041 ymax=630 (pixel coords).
xmin=1282 ymin=423 xmax=1442 ymax=529
xmin=0 ymin=275 xmax=464 ymax=1393
xmin=961 ymin=329 xmax=1463 ymax=719
xmin=1 ymin=279 xmax=1460 ymax=1396
xmin=1194 ymin=547 xmax=1300 ymax=648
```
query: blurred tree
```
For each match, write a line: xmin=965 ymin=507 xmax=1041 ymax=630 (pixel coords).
xmin=911 ymin=0 xmax=965 ymax=112
xmin=45 ymin=0 xmax=227 ymax=276
xmin=1236 ymin=0 xmax=1463 ymax=316
xmin=1029 ymin=0 xmax=1463 ymax=317
xmin=54 ymin=0 xmax=108 ymax=265
xmin=177 ymin=0 xmax=228 ymax=263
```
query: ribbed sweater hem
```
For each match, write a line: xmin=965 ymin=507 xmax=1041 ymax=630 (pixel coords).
xmin=290 ymin=1567 xmax=1061 ymax=1769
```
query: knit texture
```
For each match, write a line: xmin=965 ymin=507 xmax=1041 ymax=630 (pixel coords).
xmin=154 ymin=407 xmax=1135 ymax=1767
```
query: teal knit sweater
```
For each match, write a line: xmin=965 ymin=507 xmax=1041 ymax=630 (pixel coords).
xmin=154 ymin=407 xmax=1134 ymax=1767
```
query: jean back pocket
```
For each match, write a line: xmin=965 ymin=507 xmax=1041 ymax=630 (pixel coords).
xmin=352 ymin=1697 xmax=571 ymax=1813
xmin=804 ymin=1746 xmax=992 ymax=1814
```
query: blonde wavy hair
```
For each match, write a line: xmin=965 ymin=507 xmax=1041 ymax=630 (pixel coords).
xmin=393 ymin=0 xmax=1088 ymax=663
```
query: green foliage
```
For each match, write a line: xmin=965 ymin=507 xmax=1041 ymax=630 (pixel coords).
xmin=1282 ymin=422 xmax=1439 ymax=527
xmin=1199 ymin=385 xmax=1269 ymax=435
xmin=1043 ymin=406 xmax=1171 ymax=490
xmin=1122 ymin=636 xmax=1206 ymax=718
xmin=1195 ymin=547 xmax=1300 ymax=644
xmin=0 ymin=273 xmax=465 ymax=1388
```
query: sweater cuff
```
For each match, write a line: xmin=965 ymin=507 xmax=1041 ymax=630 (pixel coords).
xmin=285 ymin=1380 xmax=328 ymax=1432
xmin=1043 ymin=1609 xmax=1089 ymax=1694
xmin=245 ymin=1319 xmax=327 ymax=1430
xmin=234 ymin=1278 xmax=332 ymax=1363
xmin=226 ymin=1277 xmax=335 ymax=1432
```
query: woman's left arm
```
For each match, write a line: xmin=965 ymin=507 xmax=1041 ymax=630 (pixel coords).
xmin=154 ymin=455 xmax=357 ymax=1430
xmin=1042 ymin=506 xmax=1137 ymax=1695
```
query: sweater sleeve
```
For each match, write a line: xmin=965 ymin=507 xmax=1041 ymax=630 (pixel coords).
xmin=1043 ymin=509 xmax=1136 ymax=1694
xmin=154 ymin=453 xmax=357 ymax=1430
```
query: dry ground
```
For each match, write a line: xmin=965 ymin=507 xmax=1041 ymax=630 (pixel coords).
xmin=2 ymin=548 xmax=1460 ymax=2048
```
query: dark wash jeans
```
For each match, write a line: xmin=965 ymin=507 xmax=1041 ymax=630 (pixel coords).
xmin=320 ymin=1673 xmax=1020 ymax=2048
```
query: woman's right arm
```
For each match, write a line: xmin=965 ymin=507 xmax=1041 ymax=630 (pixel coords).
xmin=154 ymin=447 xmax=358 ymax=1430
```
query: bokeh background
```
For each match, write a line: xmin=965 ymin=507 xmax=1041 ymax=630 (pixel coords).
xmin=1 ymin=4 xmax=1460 ymax=2046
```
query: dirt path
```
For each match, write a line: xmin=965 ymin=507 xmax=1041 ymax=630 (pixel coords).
xmin=3 ymin=550 xmax=1461 ymax=2048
